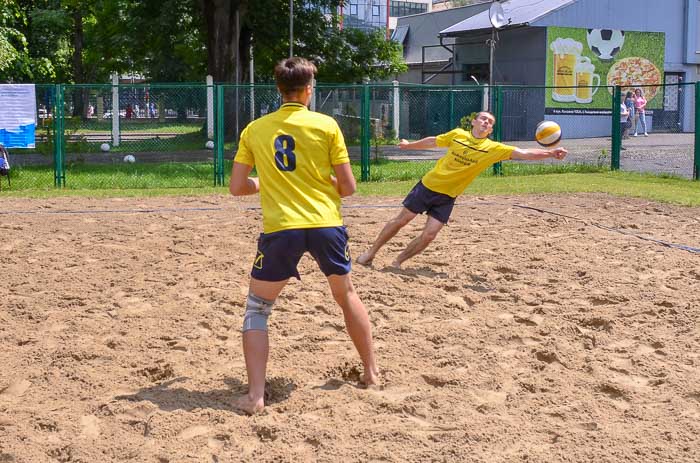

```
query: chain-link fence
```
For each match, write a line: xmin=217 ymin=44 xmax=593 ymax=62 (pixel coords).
xmin=2 ymin=84 xmax=57 ymax=189
xmin=498 ymin=85 xmax=613 ymax=174
xmin=617 ymin=83 xmax=696 ymax=179
xmin=370 ymin=84 xmax=483 ymax=181
xmin=1 ymin=81 xmax=698 ymax=191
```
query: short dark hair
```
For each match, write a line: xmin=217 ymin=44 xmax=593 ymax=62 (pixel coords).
xmin=477 ymin=111 xmax=495 ymax=122
xmin=274 ymin=57 xmax=317 ymax=95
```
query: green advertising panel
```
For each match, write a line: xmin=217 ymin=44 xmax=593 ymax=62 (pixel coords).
xmin=545 ymin=26 xmax=665 ymax=114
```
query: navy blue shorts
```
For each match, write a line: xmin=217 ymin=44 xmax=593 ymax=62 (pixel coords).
xmin=402 ymin=181 xmax=456 ymax=224
xmin=251 ymin=226 xmax=352 ymax=281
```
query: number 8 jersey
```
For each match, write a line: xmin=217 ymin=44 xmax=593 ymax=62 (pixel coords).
xmin=235 ymin=102 xmax=351 ymax=233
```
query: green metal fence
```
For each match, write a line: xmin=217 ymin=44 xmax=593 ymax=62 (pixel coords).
xmin=1 ymin=81 xmax=697 ymax=191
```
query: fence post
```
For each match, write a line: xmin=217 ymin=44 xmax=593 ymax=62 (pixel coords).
xmin=215 ymin=84 xmax=225 ymax=186
xmin=694 ymin=81 xmax=699 ymax=180
xmin=360 ymin=82 xmax=370 ymax=181
xmin=53 ymin=84 xmax=65 ymax=187
xmin=392 ymin=80 xmax=400 ymax=138
xmin=206 ymin=75 xmax=214 ymax=140
xmin=310 ymin=78 xmax=316 ymax=112
xmin=492 ymin=85 xmax=503 ymax=176
xmin=483 ymin=85 xmax=490 ymax=113
xmin=111 ymin=73 xmax=120 ymax=147
xmin=611 ymin=85 xmax=621 ymax=170
xmin=449 ymin=89 xmax=455 ymax=129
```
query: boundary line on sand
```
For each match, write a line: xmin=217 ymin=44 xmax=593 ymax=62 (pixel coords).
xmin=2 ymin=201 xmax=698 ymax=254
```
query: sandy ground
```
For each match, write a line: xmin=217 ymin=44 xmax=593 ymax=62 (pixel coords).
xmin=1 ymin=193 xmax=699 ymax=462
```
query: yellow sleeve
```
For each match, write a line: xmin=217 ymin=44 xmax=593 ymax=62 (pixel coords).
xmin=435 ymin=128 xmax=463 ymax=148
xmin=234 ymin=126 xmax=254 ymax=166
xmin=330 ymin=122 xmax=350 ymax=166
xmin=493 ymin=142 xmax=517 ymax=161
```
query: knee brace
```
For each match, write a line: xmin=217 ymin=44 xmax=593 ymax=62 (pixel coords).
xmin=242 ymin=293 xmax=275 ymax=332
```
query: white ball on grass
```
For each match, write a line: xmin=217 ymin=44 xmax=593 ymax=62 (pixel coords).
xmin=123 ymin=154 xmax=136 ymax=163
xmin=100 ymin=143 xmax=110 ymax=152
xmin=205 ymin=140 xmax=215 ymax=149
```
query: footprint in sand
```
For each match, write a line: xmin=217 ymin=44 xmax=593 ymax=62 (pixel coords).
xmin=0 ymin=379 xmax=31 ymax=399
xmin=198 ymin=321 xmax=213 ymax=336
xmin=115 ymin=297 xmax=153 ymax=317
xmin=404 ymin=414 xmax=461 ymax=432
xmin=471 ymin=388 xmax=509 ymax=413
xmin=208 ymin=435 xmax=230 ymax=451
xmin=178 ymin=425 xmax=211 ymax=440
xmin=80 ymin=415 xmax=100 ymax=438
xmin=596 ymin=383 xmax=631 ymax=410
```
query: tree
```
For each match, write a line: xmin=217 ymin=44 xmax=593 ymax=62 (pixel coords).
xmin=315 ymin=27 xmax=406 ymax=82
xmin=0 ymin=1 xmax=35 ymax=82
xmin=244 ymin=0 xmax=405 ymax=83
xmin=127 ymin=0 xmax=207 ymax=82
xmin=3 ymin=0 xmax=407 ymax=85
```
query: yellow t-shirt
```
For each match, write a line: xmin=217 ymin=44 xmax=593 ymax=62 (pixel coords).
xmin=235 ymin=102 xmax=350 ymax=233
xmin=422 ymin=128 xmax=516 ymax=198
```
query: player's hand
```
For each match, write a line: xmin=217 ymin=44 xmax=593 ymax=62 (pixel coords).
xmin=398 ymin=139 xmax=409 ymax=149
xmin=550 ymin=147 xmax=567 ymax=160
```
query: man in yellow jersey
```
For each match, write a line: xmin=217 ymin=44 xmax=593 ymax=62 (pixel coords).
xmin=357 ymin=111 xmax=568 ymax=269
xmin=229 ymin=57 xmax=379 ymax=415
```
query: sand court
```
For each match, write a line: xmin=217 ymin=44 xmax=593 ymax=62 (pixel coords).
xmin=1 ymin=193 xmax=699 ymax=462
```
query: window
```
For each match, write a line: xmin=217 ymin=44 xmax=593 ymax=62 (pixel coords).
xmin=391 ymin=24 xmax=409 ymax=44
xmin=372 ymin=5 xmax=380 ymax=16
xmin=349 ymin=3 xmax=358 ymax=15
xmin=390 ymin=1 xmax=428 ymax=17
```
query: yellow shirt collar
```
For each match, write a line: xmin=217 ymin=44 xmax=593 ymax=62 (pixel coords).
xmin=280 ymin=102 xmax=308 ymax=110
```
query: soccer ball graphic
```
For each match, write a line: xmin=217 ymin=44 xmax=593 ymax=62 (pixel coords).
xmin=123 ymin=154 xmax=136 ymax=163
xmin=586 ymin=29 xmax=625 ymax=61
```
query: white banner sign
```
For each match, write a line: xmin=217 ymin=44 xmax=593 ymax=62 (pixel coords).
xmin=0 ymin=84 xmax=37 ymax=148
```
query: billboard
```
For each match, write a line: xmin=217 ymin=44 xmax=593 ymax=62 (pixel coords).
xmin=0 ymin=84 xmax=37 ymax=148
xmin=545 ymin=27 xmax=665 ymax=115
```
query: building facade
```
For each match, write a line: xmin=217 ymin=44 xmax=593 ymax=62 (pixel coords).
xmin=396 ymin=0 xmax=698 ymax=137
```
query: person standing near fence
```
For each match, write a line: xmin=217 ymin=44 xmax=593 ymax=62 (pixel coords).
xmin=633 ymin=88 xmax=648 ymax=136
xmin=623 ymin=91 xmax=635 ymax=139
xmin=229 ymin=56 xmax=379 ymax=415
xmin=356 ymin=111 xmax=568 ymax=269
xmin=620 ymin=101 xmax=630 ymax=150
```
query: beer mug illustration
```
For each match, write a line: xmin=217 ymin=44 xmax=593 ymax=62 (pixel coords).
xmin=550 ymin=38 xmax=583 ymax=102
xmin=574 ymin=57 xmax=600 ymax=104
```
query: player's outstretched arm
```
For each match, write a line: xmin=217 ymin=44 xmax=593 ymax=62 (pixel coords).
xmin=398 ymin=137 xmax=438 ymax=150
xmin=229 ymin=161 xmax=260 ymax=196
xmin=511 ymin=147 xmax=568 ymax=161
xmin=332 ymin=162 xmax=356 ymax=197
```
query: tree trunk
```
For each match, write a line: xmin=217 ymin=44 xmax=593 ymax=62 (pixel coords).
xmin=200 ymin=0 xmax=246 ymax=83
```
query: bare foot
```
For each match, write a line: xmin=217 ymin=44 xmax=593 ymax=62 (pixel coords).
xmin=360 ymin=368 xmax=380 ymax=388
xmin=356 ymin=252 xmax=374 ymax=266
xmin=389 ymin=260 xmax=402 ymax=269
xmin=232 ymin=394 xmax=264 ymax=416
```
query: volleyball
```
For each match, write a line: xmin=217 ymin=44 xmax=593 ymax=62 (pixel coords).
xmin=535 ymin=121 xmax=562 ymax=147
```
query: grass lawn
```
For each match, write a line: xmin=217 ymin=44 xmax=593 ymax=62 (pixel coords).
xmin=1 ymin=158 xmax=698 ymax=206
